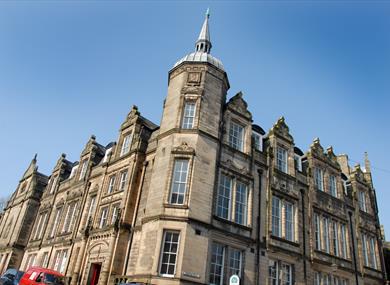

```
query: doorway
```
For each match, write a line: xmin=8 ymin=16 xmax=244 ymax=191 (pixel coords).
xmin=86 ymin=263 xmax=101 ymax=285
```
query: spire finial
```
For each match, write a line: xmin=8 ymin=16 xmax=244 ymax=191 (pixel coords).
xmin=195 ymin=9 xmax=212 ymax=54
xmin=364 ymin=152 xmax=371 ymax=173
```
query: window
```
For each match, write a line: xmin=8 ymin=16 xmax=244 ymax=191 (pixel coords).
xmin=49 ymin=176 xmax=58 ymax=194
xmin=33 ymin=212 xmax=48 ymax=240
xmin=216 ymin=174 xmax=232 ymax=220
xmin=102 ymin=147 xmax=112 ymax=163
xmin=50 ymin=207 xmax=62 ymax=237
xmin=159 ymin=231 xmax=180 ymax=277
xmin=252 ymin=132 xmax=263 ymax=151
xmin=86 ymin=196 xmax=97 ymax=225
xmin=316 ymin=272 xmax=349 ymax=285
xmin=209 ymin=243 xmax=225 ymax=285
xmin=276 ymin=147 xmax=288 ymax=173
xmin=314 ymin=213 xmax=321 ymax=250
xmin=79 ymin=160 xmax=88 ymax=180
xmin=182 ymin=101 xmax=196 ymax=129
xmin=294 ymin=154 xmax=302 ymax=172
xmin=272 ymin=196 xmax=296 ymax=242
xmin=235 ymin=182 xmax=248 ymax=226
xmin=62 ymin=203 xmax=77 ymax=233
xmin=369 ymin=237 xmax=378 ymax=269
xmin=120 ymin=133 xmax=132 ymax=156
xmin=119 ymin=171 xmax=128 ymax=191
xmin=228 ymin=248 xmax=242 ymax=277
xmin=69 ymin=165 xmax=78 ymax=179
xmin=272 ymin=197 xmax=281 ymax=237
xmin=111 ymin=204 xmax=120 ymax=224
xmin=268 ymin=260 xmax=293 ymax=285
xmin=229 ymin=122 xmax=244 ymax=151
xmin=26 ymin=254 xmax=37 ymax=269
xmin=41 ymin=252 xmax=49 ymax=268
xmin=332 ymin=222 xmax=339 ymax=256
xmin=107 ymin=176 xmax=116 ymax=194
xmin=314 ymin=168 xmax=324 ymax=191
xmin=53 ymin=249 xmax=68 ymax=274
xmin=169 ymin=159 xmax=189 ymax=205
xmin=359 ymin=191 xmax=367 ymax=212
xmin=329 ymin=175 xmax=337 ymax=197
xmin=322 ymin=217 xmax=330 ymax=253
xmin=285 ymin=202 xmax=294 ymax=241
xmin=340 ymin=224 xmax=347 ymax=258
xmin=99 ymin=207 xmax=109 ymax=228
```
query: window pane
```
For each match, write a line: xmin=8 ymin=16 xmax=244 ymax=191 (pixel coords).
xmin=169 ymin=160 xmax=189 ymax=204
xmin=216 ymin=174 xmax=232 ymax=220
xmin=209 ymin=243 xmax=224 ymax=285
xmin=229 ymin=122 xmax=244 ymax=151
xmin=159 ymin=231 xmax=180 ymax=276
xmin=272 ymin=197 xmax=281 ymax=237
xmin=276 ymin=147 xmax=287 ymax=173
xmin=285 ymin=202 xmax=294 ymax=241
xmin=182 ymin=102 xmax=196 ymax=129
xmin=229 ymin=248 xmax=242 ymax=277
xmin=235 ymin=182 xmax=248 ymax=225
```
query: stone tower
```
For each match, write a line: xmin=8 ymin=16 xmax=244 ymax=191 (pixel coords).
xmin=0 ymin=155 xmax=48 ymax=273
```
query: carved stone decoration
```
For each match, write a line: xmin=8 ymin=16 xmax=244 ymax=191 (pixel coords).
xmin=171 ymin=142 xmax=195 ymax=155
xmin=221 ymin=159 xmax=251 ymax=177
xmin=187 ymin=72 xmax=201 ymax=84
xmin=226 ymin=92 xmax=252 ymax=120
xmin=270 ymin=117 xmax=294 ymax=142
xmin=181 ymin=86 xmax=203 ymax=95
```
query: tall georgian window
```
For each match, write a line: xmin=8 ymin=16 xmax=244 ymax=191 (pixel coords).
xmin=268 ymin=260 xmax=293 ymax=285
xmin=228 ymin=248 xmax=242 ymax=277
xmin=369 ymin=237 xmax=378 ymax=269
xmin=120 ymin=133 xmax=132 ymax=156
xmin=216 ymin=174 xmax=232 ymax=220
xmin=209 ymin=243 xmax=225 ymax=285
xmin=314 ymin=168 xmax=324 ymax=191
xmin=119 ymin=171 xmax=128 ymax=191
xmin=107 ymin=175 xmax=116 ymax=194
xmin=329 ymin=175 xmax=337 ymax=197
xmin=159 ymin=231 xmax=180 ymax=277
xmin=252 ymin=132 xmax=263 ymax=151
xmin=272 ymin=196 xmax=296 ymax=242
xmin=276 ymin=147 xmax=288 ymax=173
xmin=79 ymin=160 xmax=88 ymax=180
xmin=62 ymin=202 xmax=77 ymax=233
xmin=169 ymin=159 xmax=189 ymax=205
xmin=235 ymin=182 xmax=248 ymax=225
xmin=359 ymin=191 xmax=367 ymax=212
xmin=99 ymin=206 xmax=109 ymax=228
xmin=314 ymin=213 xmax=321 ymax=250
xmin=229 ymin=122 xmax=244 ymax=151
xmin=49 ymin=176 xmax=58 ymax=194
xmin=340 ymin=224 xmax=347 ymax=258
xmin=181 ymin=102 xmax=196 ymax=129
xmin=86 ymin=196 xmax=96 ymax=225
xmin=332 ymin=222 xmax=339 ymax=256
xmin=50 ymin=207 xmax=62 ymax=237
xmin=216 ymin=174 xmax=250 ymax=226
xmin=33 ymin=212 xmax=48 ymax=240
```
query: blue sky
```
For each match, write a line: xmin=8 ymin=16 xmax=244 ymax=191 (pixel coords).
xmin=0 ymin=1 xmax=389 ymax=236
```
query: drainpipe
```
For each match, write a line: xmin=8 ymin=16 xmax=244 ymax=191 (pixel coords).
xmin=255 ymin=169 xmax=263 ymax=285
xmin=348 ymin=211 xmax=359 ymax=285
xmin=300 ymin=189 xmax=307 ymax=281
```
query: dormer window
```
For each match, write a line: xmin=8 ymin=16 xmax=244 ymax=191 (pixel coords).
xmin=314 ymin=168 xmax=324 ymax=191
xmin=102 ymin=147 xmax=112 ymax=163
xmin=49 ymin=176 xmax=58 ymax=194
xmin=120 ymin=133 xmax=132 ymax=157
xmin=294 ymin=154 xmax=302 ymax=172
xmin=276 ymin=147 xmax=288 ymax=173
xmin=252 ymin=132 xmax=263 ymax=152
xmin=182 ymin=102 xmax=196 ymax=129
xmin=229 ymin=122 xmax=244 ymax=152
xmin=329 ymin=175 xmax=337 ymax=198
xmin=69 ymin=165 xmax=79 ymax=179
xmin=359 ymin=191 xmax=368 ymax=212
xmin=79 ymin=160 xmax=88 ymax=180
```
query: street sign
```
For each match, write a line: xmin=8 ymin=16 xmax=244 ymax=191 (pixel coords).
xmin=229 ymin=274 xmax=240 ymax=285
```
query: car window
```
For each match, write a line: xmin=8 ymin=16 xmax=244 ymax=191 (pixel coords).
xmin=36 ymin=272 xmax=44 ymax=282
xmin=45 ymin=274 xmax=65 ymax=285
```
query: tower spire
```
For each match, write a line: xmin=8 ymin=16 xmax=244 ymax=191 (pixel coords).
xmin=195 ymin=8 xmax=212 ymax=54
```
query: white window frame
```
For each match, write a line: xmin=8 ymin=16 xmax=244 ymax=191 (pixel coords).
xmin=102 ymin=147 xmax=112 ymax=163
xmin=252 ymin=132 xmax=263 ymax=152
xmin=314 ymin=168 xmax=324 ymax=191
xmin=329 ymin=175 xmax=337 ymax=197
xmin=50 ymin=207 xmax=62 ymax=238
xmin=276 ymin=147 xmax=288 ymax=173
xmin=294 ymin=154 xmax=302 ymax=172
xmin=229 ymin=121 xmax=244 ymax=152
xmin=86 ymin=195 xmax=97 ymax=224
xmin=340 ymin=224 xmax=347 ymax=258
xmin=332 ymin=221 xmax=339 ymax=256
xmin=119 ymin=171 xmax=128 ymax=192
xmin=314 ymin=213 xmax=321 ymax=250
xmin=107 ymin=175 xmax=116 ymax=194
xmin=285 ymin=201 xmax=295 ymax=242
xmin=120 ymin=133 xmax=132 ymax=156
xmin=322 ymin=217 xmax=330 ymax=253
xmin=69 ymin=165 xmax=78 ymax=179
xmin=268 ymin=259 xmax=293 ymax=285
xmin=359 ymin=191 xmax=367 ymax=212
xmin=111 ymin=204 xmax=120 ymax=224
xmin=181 ymin=101 xmax=196 ymax=129
xmin=228 ymin=248 xmax=242 ymax=277
xmin=159 ymin=231 xmax=180 ymax=277
xmin=99 ymin=206 xmax=109 ymax=229
xmin=79 ymin=160 xmax=88 ymax=180
xmin=209 ymin=242 xmax=225 ymax=285
xmin=49 ymin=176 xmax=58 ymax=194
xmin=169 ymin=159 xmax=190 ymax=205
xmin=235 ymin=182 xmax=248 ymax=226
xmin=369 ymin=237 xmax=378 ymax=269
xmin=272 ymin=196 xmax=282 ymax=237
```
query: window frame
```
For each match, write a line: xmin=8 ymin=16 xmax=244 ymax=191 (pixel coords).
xmin=229 ymin=121 xmax=245 ymax=152
xmin=276 ymin=146 xmax=288 ymax=173
xmin=120 ymin=132 xmax=133 ymax=157
xmin=181 ymin=101 xmax=197 ymax=129
xmin=168 ymin=159 xmax=190 ymax=205
xmin=159 ymin=230 xmax=180 ymax=277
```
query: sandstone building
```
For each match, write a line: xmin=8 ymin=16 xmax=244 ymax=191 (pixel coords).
xmin=0 ymin=12 xmax=387 ymax=285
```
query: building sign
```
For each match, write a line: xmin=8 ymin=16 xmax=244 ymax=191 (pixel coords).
xmin=229 ymin=274 xmax=240 ymax=285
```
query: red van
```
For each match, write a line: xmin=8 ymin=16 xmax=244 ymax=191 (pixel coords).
xmin=19 ymin=267 xmax=65 ymax=285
